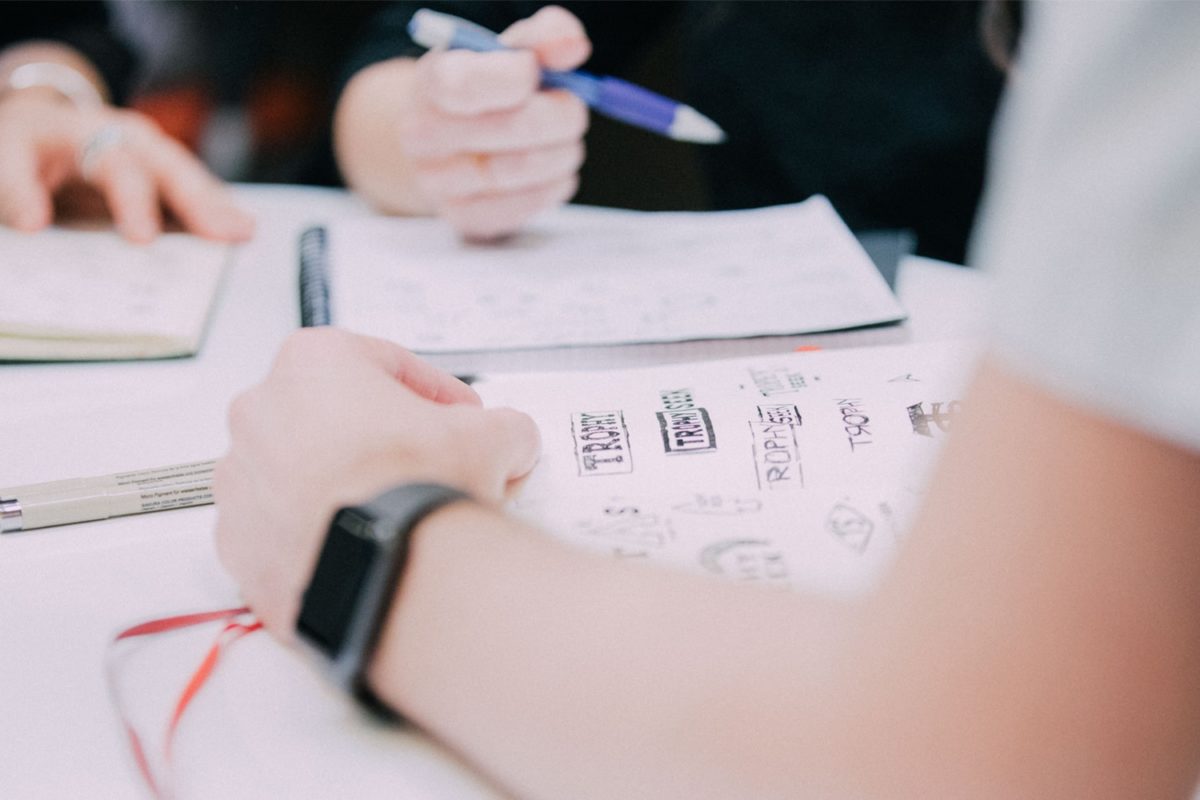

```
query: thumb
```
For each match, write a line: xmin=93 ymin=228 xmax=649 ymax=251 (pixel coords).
xmin=482 ymin=407 xmax=542 ymax=488
xmin=499 ymin=5 xmax=592 ymax=71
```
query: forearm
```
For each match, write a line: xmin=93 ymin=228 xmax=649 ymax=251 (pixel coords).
xmin=333 ymin=58 xmax=435 ymax=217
xmin=367 ymin=359 xmax=1200 ymax=800
xmin=850 ymin=359 xmax=1200 ymax=798
xmin=369 ymin=502 xmax=864 ymax=800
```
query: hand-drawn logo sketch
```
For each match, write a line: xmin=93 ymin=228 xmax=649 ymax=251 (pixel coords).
xmin=826 ymin=501 xmax=874 ymax=554
xmin=657 ymin=408 xmax=717 ymax=454
xmin=907 ymin=400 xmax=962 ymax=438
xmin=658 ymin=388 xmax=696 ymax=412
xmin=747 ymin=366 xmax=811 ymax=397
xmin=757 ymin=404 xmax=802 ymax=426
xmin=699 ymin=539 xmax=790 ymax=585
xmin=571 ymin=410 xmax=633 ymax=476
xmin=835 ymin=398 xmax=873 ymax=453
xmin=574 ymin=503 xmax=674 ymax=559
xmin=748 ymin=421 xmax=803 ymax=490
xmin=672 ymin=494 xmax=763 ymax=516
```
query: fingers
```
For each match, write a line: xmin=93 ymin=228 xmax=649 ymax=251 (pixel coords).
xmin=483 ymin=407 xmax=542 ymax=485
xmin=499 ymin=5 xmax=592 ymax=71
xmin=276 ymin=328 xmax=482 ymax=407
xmin=417 ymin=140 xmax=584 ymax=200
xmin=414 ymin=5 xmax=591 ymax=117
xmin=260 ymin=328 xmax=541 ymax=503
xmin=86 ymin=146 xmax=161 ymax=243
xmin=420 ymin=49 xmax=541 ymax=116
xmin=353 ymin=332 xmax=483 ymax=406
xmin=85 ymin=117 xmax=255 ymax=243
xmin=0 ymin=95 xmax=253 ymax=243
xmin=0 ymin=94 xmax=63 ymax=231
xmin=402 ymin=88 xmax=588 ymax=159
xmin=442 ymin=174 xmax=577 ymax=241
xmin=139 ymin=135 xmax=255 ymax=242
xmin=0 ymin=150 xmax=53 ymax=231
xmin=395 ymin=7 xmax=592 ymax=240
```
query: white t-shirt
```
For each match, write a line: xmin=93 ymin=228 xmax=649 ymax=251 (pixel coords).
xmin=972 ymin=1 xmax=1200 ymax=452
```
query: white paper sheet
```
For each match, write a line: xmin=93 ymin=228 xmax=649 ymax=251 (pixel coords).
xmin=328 ymin=198 xmax=906 ymax=353
xmin=477 ymin=340 xmax=978 ymax=594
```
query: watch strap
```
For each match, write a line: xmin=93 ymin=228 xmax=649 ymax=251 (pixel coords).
xmin=297 ymin=482 xmax=469 ymax=720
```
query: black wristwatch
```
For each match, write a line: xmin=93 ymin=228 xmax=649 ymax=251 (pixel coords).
xmin=296 ymin=482 xmax=469 ymax=719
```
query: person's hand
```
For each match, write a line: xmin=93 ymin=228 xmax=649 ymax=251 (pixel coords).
xmin=213 ymin=328 xmax=541 ymax=639
xmin=336 ymin=5 xmax=591 ymax=240
xmin=0 ymin=88 xmax=254 ymax=242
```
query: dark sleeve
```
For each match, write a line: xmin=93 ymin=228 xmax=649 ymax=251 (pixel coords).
xmin=337 ymin=2 xmax=524 ymax=92
xmin=3 ymin=1 xmax=138 ymax=104
xmin=311 ymin=1 xmax=678 ymax=187
xmin=338 ymin=1 xmax=677 ymax=91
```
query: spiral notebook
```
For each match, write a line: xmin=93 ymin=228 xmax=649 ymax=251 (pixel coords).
xmin=298 ymin=199 xmax=908 ymax=372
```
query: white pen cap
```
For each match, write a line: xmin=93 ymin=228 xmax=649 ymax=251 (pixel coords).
xmin=409 ymin=9 xmax=458 ymax=49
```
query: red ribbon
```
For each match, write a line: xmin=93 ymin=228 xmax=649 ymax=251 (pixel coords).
xmin=107 ymin=607 xmax=263 ymax=799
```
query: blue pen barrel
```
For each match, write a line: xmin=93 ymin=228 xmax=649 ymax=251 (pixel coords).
xmin=409 ymin=9 xmax=722 ymax=143
xmin=595 ymin=77 xmax=678 ymax=135
xmin=542 ymin=71 xmax=676 ymax=135
xmin=542 ymin=70 xmax=601 ymax=104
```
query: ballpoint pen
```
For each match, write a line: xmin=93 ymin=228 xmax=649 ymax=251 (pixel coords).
xmin=408 ymin=8 xmax=727 ymax=144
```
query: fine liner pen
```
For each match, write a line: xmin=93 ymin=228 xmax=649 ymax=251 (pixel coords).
xmin=408 ymin=8 xmax=727 ymax=144
xmin=0 ymin=460 xmax=215 ymax=533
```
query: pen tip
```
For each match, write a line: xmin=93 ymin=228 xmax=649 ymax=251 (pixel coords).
xmin=670 ymin=106 xmax=727 ymax=144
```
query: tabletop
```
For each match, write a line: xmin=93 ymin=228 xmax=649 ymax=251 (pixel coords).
xmin=0 ymin=185 xmax=989 ymax=799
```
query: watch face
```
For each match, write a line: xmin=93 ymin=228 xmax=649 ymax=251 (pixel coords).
xmin=297 ymin=508 xmax=380 ymax=657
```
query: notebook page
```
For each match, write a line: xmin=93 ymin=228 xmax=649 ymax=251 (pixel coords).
xmin=329 ymin=198 xmax=905 ymax=353
xmin=0 ymin=228 xmax=229 ymax=354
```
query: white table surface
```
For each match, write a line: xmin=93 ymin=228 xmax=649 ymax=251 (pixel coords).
xmin=0 ymin=186 xmax=989 ymax=799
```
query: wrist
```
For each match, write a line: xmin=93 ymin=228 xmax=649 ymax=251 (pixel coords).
xmin=360 ymin=500 xmax=481 ymax=712
xmin=294 ymin=482 xmax=473 ymax=720
xmin=0 ymin=44 xmax=108 ymax=108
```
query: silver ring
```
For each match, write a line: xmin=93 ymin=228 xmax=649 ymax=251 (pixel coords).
xmin=77 ymin=124 xmax=127 ymax=179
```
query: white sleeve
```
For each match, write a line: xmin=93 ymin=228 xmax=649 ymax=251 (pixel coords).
xmin=971 ymin=1 xmax=1200 ymax=452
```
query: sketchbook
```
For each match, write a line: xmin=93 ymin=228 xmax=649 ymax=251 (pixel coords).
xmin=0 ymin=227 xmax=231 ymax=361
xmin=302 ymin=197 xmax=906 ymax=354
xmin=476 ymin=339 xmax=977 ymax=594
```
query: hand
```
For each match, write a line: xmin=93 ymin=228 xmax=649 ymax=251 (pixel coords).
xmin=0 ymin=88 xmax=254 ymax=242
xmin=336 ymin=5 xmax=590 ymax=240
xmin=213 ymin=328 xmax=541 ymax=639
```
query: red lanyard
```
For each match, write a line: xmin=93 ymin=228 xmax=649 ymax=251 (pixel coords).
xmin=105 ymin=607 xmax=263 ymax=799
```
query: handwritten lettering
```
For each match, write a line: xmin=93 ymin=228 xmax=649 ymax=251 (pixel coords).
xmin=572 ymin=411 xmax=633 ymax=476
xmin=749 ymin=421 xmax=803 ymax=490
xmin=657 ymin=408 xmax=717 ymax=454
xmin=835 ymin=398 xmax=873 ymax=452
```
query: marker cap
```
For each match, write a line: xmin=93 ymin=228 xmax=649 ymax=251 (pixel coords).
xmin=1 ymin=498 xmax=22 ymax=533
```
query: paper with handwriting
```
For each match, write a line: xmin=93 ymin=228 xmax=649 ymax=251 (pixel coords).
xmin=329 ymin=198 xmax=905 ymax=353
xmin=477 ymin=340 xmax=978 ymax=594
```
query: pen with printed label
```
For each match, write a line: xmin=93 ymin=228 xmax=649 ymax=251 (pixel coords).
xmin=408 ymin=8 xmax=727 ymax=144
xmin=0 ymin=460 xmax=215 ymax=533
